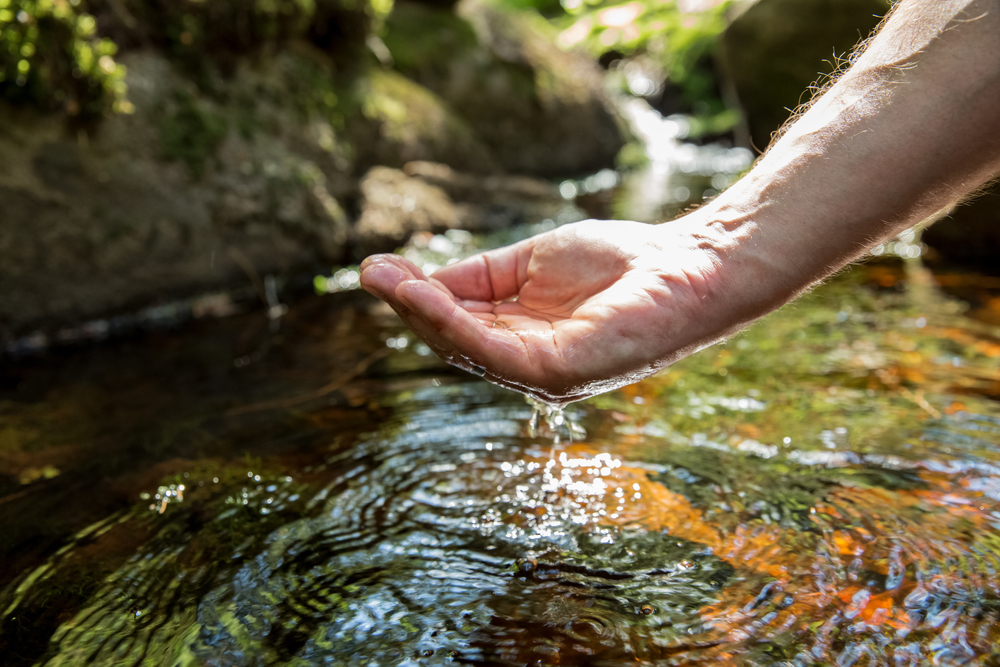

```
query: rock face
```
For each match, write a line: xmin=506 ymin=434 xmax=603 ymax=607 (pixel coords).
xmin=721 ymin=0 xmax=890 ymax=151
xmin=0 ymin=0 xmax=625 ymax=339
xmin=0 ymin=51 xmax=352 ymax=335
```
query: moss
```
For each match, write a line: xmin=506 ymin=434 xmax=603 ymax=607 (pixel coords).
xmin=231 ymin=91 xmax=264 ymax=140
xmin=283 ymin=47 xmax=352 ymax=129
xmin=361 ymin=67 xmax=481 ymax=154
xmin=2 ymin=0 xmax=384 ymax=122
xmin=381 ymin=1 xmax=479 ymax=81
xmin=553 ymin=0 xmax=733 ymax=114
xmin=160 ymin=90 xmax=227 ymax=177
xmin=381 ymin=0 xmax=540 ymax=111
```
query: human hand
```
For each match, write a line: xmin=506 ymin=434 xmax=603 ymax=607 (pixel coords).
xmin=366 ymin=0 xmax=1000 ymax=405
xmin=361 ymin=218 xmax=760 ymax=404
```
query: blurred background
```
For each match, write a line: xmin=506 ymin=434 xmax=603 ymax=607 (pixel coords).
xmin=4 ymin=3 xmax=1000 ymax=665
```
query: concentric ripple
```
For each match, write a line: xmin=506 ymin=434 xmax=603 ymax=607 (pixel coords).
xmin=8 ymin=259 xmax=1000 ymax=666
xmin=5 ymin=382 xmax=730 ymax=666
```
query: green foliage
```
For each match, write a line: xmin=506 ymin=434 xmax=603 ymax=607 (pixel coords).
xmin=0 ymin=0 xmax=129 ymax=118
xmin=491 ymin=0 xmax=564 ymax=17
xmin=160 ymin=90 xmax=226 ymax=177
xmin=558 ymin=0 xmax=730 ymax=104
xmin=491 ymin=0 xmax=731 ymax=119
xmin=2 ymin=0 xmax=387 ymax=120
xmin=615 ymin=139 xmax=647 ymax=169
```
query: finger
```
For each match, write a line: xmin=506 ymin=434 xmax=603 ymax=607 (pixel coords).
xmin=360 ymin=256 xmax=512 ymax=368
xmin=361 ymin=254 xmax=458 ymax=301
xmin=360 ymin=255 xmax=417 ymax=302
xmin=395 ymin=279 xmax=553 ymax=381
xmin=359 ymin=257 xmax=463 ymax=359
xmin=431 ymin=237 xmax=536 ymax=302
xmin=454 ymin=299 xmax=497 ymax=313
xmin=389 ymin=296 xmax=462 ymax=361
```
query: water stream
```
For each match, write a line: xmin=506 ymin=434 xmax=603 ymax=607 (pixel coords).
xmin=3 ymin=135 xmax=1000 ymax=665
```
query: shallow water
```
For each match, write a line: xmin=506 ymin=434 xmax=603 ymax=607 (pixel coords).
xmin=1 ymin=123 xmax=998 ymax=666
xmin=3 ymin=248 xmax=1000 ymax=665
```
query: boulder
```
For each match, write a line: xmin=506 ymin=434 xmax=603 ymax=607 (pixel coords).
xmin=347 ymin=68 xmax=501 ymax=174
xmin=382 ymin=0 xmax=624 ymax=177
xmin=351 ymin=161 xmax=585 ymax=259
xmin=720 ymin=0 xmax=890 ymax=151
xmin=720 ymin=0 xmax=1000 ymax=263
xmin=0 ymin=0 xmax=622 ymax=338
xmin=353 ymin=166 xmax=462 ymax=257
xmin=922 ymin=184 xmax=1000 ymax=269
xmin=0 ymin=50 xmax=353 ymax=337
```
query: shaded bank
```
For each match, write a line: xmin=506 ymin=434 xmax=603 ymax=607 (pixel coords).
xmin=0 ymin=0 xmax=622 ymax=338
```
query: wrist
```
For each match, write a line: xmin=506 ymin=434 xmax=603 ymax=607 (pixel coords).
xmin=672 ymin=194 xmax=813 ymax=322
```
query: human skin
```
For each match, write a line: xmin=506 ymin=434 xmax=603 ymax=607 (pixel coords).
xmin=361 ymin=0 xmax=1000 ymax=405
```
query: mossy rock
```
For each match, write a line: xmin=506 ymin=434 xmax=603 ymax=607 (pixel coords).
xmin=382 ymin=0 xmax=623 ymax=177
xmin=89 ymin=0 xmax=375 ymax=70
xmin=159 ymin=90 xmax=227 ymax=177
xmin=0 ymin=49 xmax=353 ymax=336
xmin=348 ymin=66 xmax=499 ymax=174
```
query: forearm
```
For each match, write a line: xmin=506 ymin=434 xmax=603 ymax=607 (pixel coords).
xmin=690 ymin=0 xmax=1000 ymax=311
xmin=360 ymin=0 xmax=1000 ymax=403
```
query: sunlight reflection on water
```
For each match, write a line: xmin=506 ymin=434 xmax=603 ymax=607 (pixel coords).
xmin=3 ymin=117 xmax=1000 ymax=666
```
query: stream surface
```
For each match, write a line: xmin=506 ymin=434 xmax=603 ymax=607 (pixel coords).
xmin=3 ymin=160 xmax=1000 ymax=666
